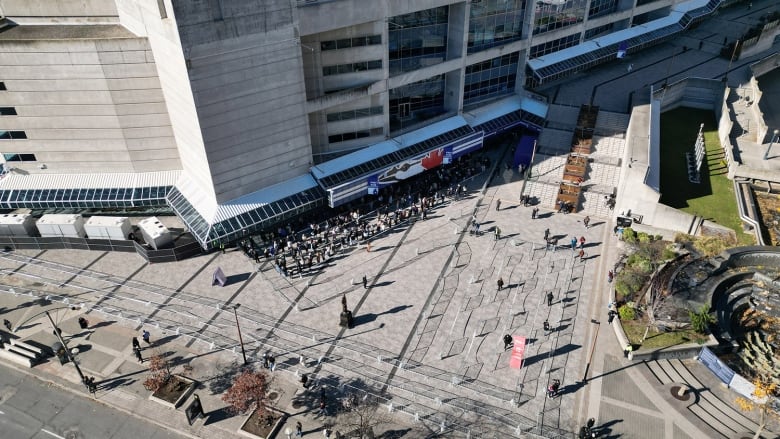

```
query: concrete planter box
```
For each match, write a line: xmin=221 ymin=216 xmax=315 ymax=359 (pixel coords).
xmin=630 ymin=334 xmax=719 ymax=362
xmin=148 ymin=375 xmax=196 ymax=409
xmin=238 ymin=407 xmax=286 ymax=439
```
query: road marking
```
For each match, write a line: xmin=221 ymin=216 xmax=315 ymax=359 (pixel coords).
xmin=41 ymin=428 xmax=66 ymax=439
xmin=0 ymin=409 xmax=4 ymax=414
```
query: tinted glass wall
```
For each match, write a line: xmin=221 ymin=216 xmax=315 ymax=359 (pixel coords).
xmin=388 ymin=6 xmax=449 ymax=75
xmin=389 ymin=75 xmax=445 ymax=132
xmin=468 ymin=0 xmax=526 ymax=54
xmin=534 ymin=0 xmax=587 ymax=35
xmin=464 ymin=53 xmax=519 ymax=106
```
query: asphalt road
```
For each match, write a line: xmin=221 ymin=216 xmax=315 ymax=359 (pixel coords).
xmin=0 ymin=365 xmax=186 ymax=439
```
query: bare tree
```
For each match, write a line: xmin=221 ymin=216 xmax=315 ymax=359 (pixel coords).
xmin=142 ymin=352 xmax=173 ymax=392
xmin=337 ymin=393 xmax=393 ymax=438
xmin=222 ymin=370 xmax=273 ymax=416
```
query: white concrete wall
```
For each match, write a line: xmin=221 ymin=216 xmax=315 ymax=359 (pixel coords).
xmin=115 ymin=0 xmax=216 ymax=205
xmin=0 ymin=36 xmax=180 ymax=173
xmin=0 ymin=0 xmax=119 ymax=21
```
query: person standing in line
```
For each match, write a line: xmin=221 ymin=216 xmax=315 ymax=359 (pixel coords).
xmin=547 ymin=292 xmax=554 ymax=307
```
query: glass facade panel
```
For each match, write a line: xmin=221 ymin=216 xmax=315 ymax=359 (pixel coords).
xmin=585 ymin=23 xmax=613 ymax=40
xmin=464 ymin=52 xmax=519 ymax=106
xmin=389 ymin=75 xmax=445 ymax=132
xmin=468 ymin=0 xmax=526 ymax=54
xmin=588 ymin=0 xmax=617 ymax=19
xmin=534 ymin=0 xmax=587 ymax=35
xmin=388 ymin=6 xmax=448 ymax=75
xmin=530 ymin=33 xmax=581 ymax=58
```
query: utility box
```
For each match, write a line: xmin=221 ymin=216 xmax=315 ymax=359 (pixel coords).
xmin=36 ymin=214 xmax=86 ymax=238
xmin=137 ymin=216 xmax=172 ymax=250
xmin=0 ymin=213 xmax=37 ymax=236
xmin=84 ymin=216 xmax=131 ymax=240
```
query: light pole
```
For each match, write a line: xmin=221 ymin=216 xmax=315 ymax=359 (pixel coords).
xmin=232 ymin=304 xmax=247 ymax=365
xmin=45 ymin=310 xmax=88 ymax=389
xmin=764 ymin=129 xmax=779 ymax=160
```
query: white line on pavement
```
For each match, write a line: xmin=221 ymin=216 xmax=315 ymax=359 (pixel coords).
xmin=41 ymin=428 xmax=66 ymax=439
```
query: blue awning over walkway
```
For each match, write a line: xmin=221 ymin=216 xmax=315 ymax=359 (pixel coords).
xmin=464 ymin=95 xmax=548 ymax=138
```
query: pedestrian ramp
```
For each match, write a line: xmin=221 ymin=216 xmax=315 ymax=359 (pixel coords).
xmin=645 ymin=359 xmax=764 ymax=437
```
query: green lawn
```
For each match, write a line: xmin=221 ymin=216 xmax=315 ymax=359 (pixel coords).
xmin=658 ymin=108 xmax=753 ymax=245
xmin=622 ymin=319 xmax=709 ymax=349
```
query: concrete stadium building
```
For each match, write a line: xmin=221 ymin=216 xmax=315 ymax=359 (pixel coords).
xmin=0 ymin=0 xmax=723 ymax=249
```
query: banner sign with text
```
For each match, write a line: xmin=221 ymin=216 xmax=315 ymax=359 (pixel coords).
xmin=509 ymin=335 xmax=526 ymax=369
xmin=698 ymin=347 xmax=735 ymax=385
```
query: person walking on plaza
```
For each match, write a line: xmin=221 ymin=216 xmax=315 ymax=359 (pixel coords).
xmin=578 ymin=248 xmax=585 ymax=261
xmin=134 ymin=346 xmax=143 ymax=363
xmin=362 ymin=274 xmax=368 ymax=289
xmin=579 ymin=236 xmax=586 ymax=249
xmin=608 ymin=310 xmax=617 ymax=324
xmin=547 ymin=291 xmax=554 ymax=307
xmin=3 ymin=319 xmax=11 ymax=331
xmin=142 ymin=329 xmax=151 ymax=345
xmin=532 ymin=207 xmax=538 ymax=219
xmin=503 ymin=334 xmax=513 ymax=351
xmin=132 ymin=337 xmax=141 ymax=351
xmin=607 ymin=270 xmax=614 ymax=283
xmin=570 ymin=237 xmax=577 ymax=251
xmin=495 ymin=199 xmax=501 ymax=211
xmin=543 ymin=320 xmax=551 ymax=332
xmin=497 ymin=277 xmax=504 ymax=291
xmin=583 ymin=216 xmax=590 ymax=229
xmin=544 ymin=228 xmax=550 ymax=241
xmin=296 ymin=421 xmax=303 ymax=438
xmin=623 ymin=343 xmax=633 ymax=358
xmin=494 ymin=226 xmax=501 ymax=241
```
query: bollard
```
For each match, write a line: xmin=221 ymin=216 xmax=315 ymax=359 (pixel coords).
xmin=435 ymin=397 xmax=442 ymax=406
xmin=295 ymin=304 xmax=300 ymax=312
xmin=312 ymin=335 xmax=317 ymax=342
xmin=318 ymin=355 xmax=324 ymax=365
xmin=414 ymin=413 xmax=419 ymax=422
xmin=454 ymin=227 xmax=458 ymax=234
xmin=469 ymin=275 xmax=475 ymax=284
xmin=415 ymin=248 xmax=419 ymax=256
xmin=387 ymin=403 xmax=393 ymax=412
xmin=210 ymin=342 xmax=215 ymax=350
xmin=299 ymin=355 xmax=305 ymax=365
xmin=176 ymin=327 xmax=181 ymax=335
xmin=377 ymin=355 xmax=383 ymax=364
xmin=440 ymin=421 xmax=445 ymax=433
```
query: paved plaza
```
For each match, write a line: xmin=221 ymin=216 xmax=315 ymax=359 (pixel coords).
xmin=1 ymin=2 xmax=780 ymax=438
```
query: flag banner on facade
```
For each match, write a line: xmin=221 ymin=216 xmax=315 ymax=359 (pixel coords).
xmin=509 ymin=335 xmax=526 ymax=369
xmin=367 ymin=175 xmax=379 ymax=195
xmin=443 ymin=146 xmax=453 ymax=164
xmin=617 ymin=41 xmax=628 ymax=59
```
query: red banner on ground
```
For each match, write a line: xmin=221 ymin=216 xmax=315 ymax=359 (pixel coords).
xmin=509 ymin=335 xmax=526 ymax=369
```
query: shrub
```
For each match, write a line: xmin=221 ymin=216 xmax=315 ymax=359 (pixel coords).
xmin=619 ymin=304 xmax=636 ymax=321
xmin=623 ymin=227 xmax=637 ymax=244
xmin=693 ymin=235 xmax=733 ymax=258
xmin=637 ymin=232 xmax=650 ymax=243
xmin=688 ymin=304 xmax=715 ymax=334
xmin=674 ymin=233 xmax=692 ymax=244
xmin=662 ymin=247 xmax=677 ymax=261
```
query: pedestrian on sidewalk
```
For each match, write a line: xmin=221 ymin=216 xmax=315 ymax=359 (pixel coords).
xmin=623 ymin=343 xmax=633 ymax=358
xmin=134 ymin=346 xmax=143 ymax=363
xmin=532 ymin=207 xmax=538 ymax=219
xmin=547 ymin=292 xmax=554 ymax=307
xmin=263 ymin=352 xmax=269 ymax=369
xmin=543 ymin=320 xmax=551 ymax=332
xmin=578 ymin=249 xmax=585 ymax=261
xmin=608 ymin=310 xmax=617 ymax=324
xmin=296 ymin=421 xmax=303 ymax=437
xmin=3 ymin=319 xmax=11 ymax=331
xmin=132 ymin=337 xmax=141 ymax=351
xmin=544 ymin=228 xmax=550 ymax=241
xmin=142 ymin=329 xmax=151 ymax=345
xmin=362 ymin=275 xmax=368 ymax=289
xmin=269 ymin=354 xmax=276 ymax=371
xmin=78 ymin=317 xmax=89 ymax=330
xmin=570 ymin=237 xmax=577 ymax=251
xmin=579 ymin=236 xmax=586 ymax=249
xmin=495 ymin=199 xmax=501 ymax=211
xmin=494 ymin=226 xmax=501 ymax=241
xmin=497 ymin=277 xmax=504 ymax=291
xmin=503 ymin=334 xmax=513 ymax=351
xmin=583 ymin=216 xmax=590 ymax=229
xmin=301 ymin=373 xmax=309 ymax=389
xmin=607 ymin=270 xmax=614 ymax=283
xmin=323 ymin=427 xmax=332 ymax=438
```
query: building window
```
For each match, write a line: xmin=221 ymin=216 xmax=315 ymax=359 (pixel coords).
xmin=468 ymin=0 xmax=526 ymax=54
xmin=328 ymin=128 xmax=383 ymax=144
xmin=0 ymin=82 xmax=6 ymax=91
xmin=530 ymin=33 xmax=581 ymax=58
xmin=3 ymin=153 xmax=36 ymax=162
xmin=321 ymin=35 xmax=382 ymax=51
xmin=388 ymin=6 xmax=449 ymax=75
xmin=534 ymin=0 xmax=587 ymax=35
xmin=588 ymin=0 xmax=617 ymax=19
xmin=585 ymin=23 xmax=613 ymax=40
xmin=0 ymin=108 xmax=17 ymax=116
xmin=0 ymin=131 xmax=26 ymax=139
xmin=327 ymin=106 xmax=383 ymax=122
xmin=464 ymin=53 xmax=519 ymax=106
xmin=389 ymin=75 xmax=445 ymax=132
xmin=323 ymin=60 xmax=382 ymax=76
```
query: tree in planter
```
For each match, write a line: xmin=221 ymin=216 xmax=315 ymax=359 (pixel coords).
xmin=337 ymin=393 xmax=393 ymax=438
xmin=143 ymin=353 xmax=174 ymax=392
xmin=222 ymin=370 xmax=275 ymax=426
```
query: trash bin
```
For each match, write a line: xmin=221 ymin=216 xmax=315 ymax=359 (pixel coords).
xmin=51 ymin=341 xmax=68 ymax=365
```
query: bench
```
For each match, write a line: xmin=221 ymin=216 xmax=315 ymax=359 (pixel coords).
xmin=5 ymin=344 xmax=39 ymax=361
xmin=0 ymin=346 xmax=34 ymax=367
xmin=10 ymin=339 xmax=46 ymax=358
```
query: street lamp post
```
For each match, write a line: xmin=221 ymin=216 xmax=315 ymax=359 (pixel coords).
xmin=232 ymin=304 xmax=247 ymax=365
xmin=45 ymin=310 xmax=88 ymax=389
xmin=764 ymin=129 xmax=779 ymax=160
